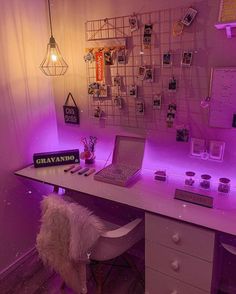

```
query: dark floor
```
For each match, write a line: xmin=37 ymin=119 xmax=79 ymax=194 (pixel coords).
xmin=1 ymin=253 xmax=144 ymax=294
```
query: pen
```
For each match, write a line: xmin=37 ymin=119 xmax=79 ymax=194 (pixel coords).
xmin=64 ymin=165 xmax=75 ymax=172
xmin=78 ymin=167 xmax=90 ymax=175
xmin=84 ymin=168 xmax=96 ymax=177
xmin=70 ymin=166 xmax=82 ymax=174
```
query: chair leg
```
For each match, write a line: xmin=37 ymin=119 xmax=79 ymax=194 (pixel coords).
xmin=93 ymin=263 xmax=103 ymax=294
xmin=123 ymin=253 xmax=145 ymax=288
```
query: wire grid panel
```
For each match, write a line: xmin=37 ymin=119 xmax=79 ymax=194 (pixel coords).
xmin=85 ymin=7 xmax=208 ymax=130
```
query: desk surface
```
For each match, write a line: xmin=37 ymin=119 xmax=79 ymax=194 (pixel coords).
xmin=15 ymin=163 xmax=236 ymax=236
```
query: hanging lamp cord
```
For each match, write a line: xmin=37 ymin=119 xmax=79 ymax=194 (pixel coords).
xmin=47 ymin=0 xmax=53 ymax=37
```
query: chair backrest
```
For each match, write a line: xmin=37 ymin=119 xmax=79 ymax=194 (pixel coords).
xmin=90 ymin=218 xmax=144 ymax=261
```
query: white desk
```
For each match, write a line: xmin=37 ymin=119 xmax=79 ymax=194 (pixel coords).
xmin=15 ymin=163 xmax=236 ymax=294
xmin=15 ymin=163 xmax=236 ymax=236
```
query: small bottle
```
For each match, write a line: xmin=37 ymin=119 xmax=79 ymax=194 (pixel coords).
xmin=185 ymin=171 xmax=195 ymax=186
xmin=218 ymin=178 xmax=230 ymax=194
xmin=200 ymin=174 xmax=211 ymax=189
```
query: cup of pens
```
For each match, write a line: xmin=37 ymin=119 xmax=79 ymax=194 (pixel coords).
xmin=80 ymin=136 xmax=97 ymax=164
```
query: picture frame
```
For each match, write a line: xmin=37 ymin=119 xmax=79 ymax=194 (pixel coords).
xmin=209 ymin=140 xmax=225 ymax=161
xmin=181 ymin=51 xmax=193 ymax=67
xmin=114 ymin=75 xmax=122 ymax=87
xmin=190 ymin=138 xmax=206 ymax=157
xmin=181 ymin=7 xmax=198 ymax=26
xmin=117 ymin=48 xmax=126 ymax=64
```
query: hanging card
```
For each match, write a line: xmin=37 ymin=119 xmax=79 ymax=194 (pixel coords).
xmin=63 ymin=93 xmax=80 ymax=125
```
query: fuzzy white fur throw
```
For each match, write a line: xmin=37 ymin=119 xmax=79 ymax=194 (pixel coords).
xmin=36 ymin=194 xmax=105 ymax=294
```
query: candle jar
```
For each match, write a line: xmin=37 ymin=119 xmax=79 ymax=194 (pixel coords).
xmin=200 ymin=174 xmax=211 ymax=189
xmin=218 ymin=178 xmax=230 ymax=194
xmin=185 ymin=171 xmax=195 ymax=186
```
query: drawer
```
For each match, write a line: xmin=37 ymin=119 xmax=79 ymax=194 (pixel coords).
xmin=145 ymin=212 xmax=215 ymax=261
xmin=146 ymin=241 xmax=213 ymax=291
xmin=146 ymin=267 xmax=210 ymax=294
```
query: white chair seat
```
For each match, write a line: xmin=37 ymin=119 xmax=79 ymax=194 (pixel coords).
xmin=91 ymin=218 xmax=144 ymax=261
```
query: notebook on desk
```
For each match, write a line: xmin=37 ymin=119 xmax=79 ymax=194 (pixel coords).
xmin=94 ymin=136 xmax=146 ymax=187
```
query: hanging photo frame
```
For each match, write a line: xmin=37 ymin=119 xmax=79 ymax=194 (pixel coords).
xmin=63 ymin=93 xmax=80 ymax=125
xmin=162 ymin=52 xmax=172 ymax=67
xmin=143 ymin=24 xmax=153 ymax=49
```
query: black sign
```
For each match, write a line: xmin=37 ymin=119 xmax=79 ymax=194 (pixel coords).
xmin=33 ymin=149 xmax=80 ymax=168
xmin=63 ymin=92 xmax=80 ymax=124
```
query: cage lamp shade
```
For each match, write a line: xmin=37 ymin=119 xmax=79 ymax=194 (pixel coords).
xmin=40 ymin=36 xmax=68 ymax=76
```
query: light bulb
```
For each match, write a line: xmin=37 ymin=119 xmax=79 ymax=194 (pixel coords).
xmin=51 ymin=53 xmax=58 ymax=62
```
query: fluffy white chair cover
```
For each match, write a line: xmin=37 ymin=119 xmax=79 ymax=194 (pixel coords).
xmin=36 ymin=194 xmax=105 ymax=294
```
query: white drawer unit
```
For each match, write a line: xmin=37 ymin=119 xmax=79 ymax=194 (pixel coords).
xmin=145 ymin=212 xmax=215 ymax=261
xmin=146 ymin=267 xmax=209 ymax=294
xmin=145 ymin=212 xmax=215 ymax=294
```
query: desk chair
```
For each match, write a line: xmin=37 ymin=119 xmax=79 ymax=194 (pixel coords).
xmin=89 ymin=218 xmax=144 ymax=294
xmin=37 ymin=194 xmax=144 ymax=294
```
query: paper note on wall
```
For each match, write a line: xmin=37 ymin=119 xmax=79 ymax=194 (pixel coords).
xmin=209 ymin=68 xmax=236 ymax=128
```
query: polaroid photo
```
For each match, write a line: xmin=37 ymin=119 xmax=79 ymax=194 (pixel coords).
xmin=181 ymin=7 xmax=198 ymax=26
xmin=153 ymin=94 xmax=162 ymax=109
xmin=129 ymin=15 xmax=139 ymax=32
xmin=144 ymin=67 xmax=154 ymax=82
xmin=117 ymin=48 xmax=126 ymax=64
xmin=128 ymin=84 xmax=137 ymax=97
xmin=209 ymin=140 xmax=225 ymax=161
xmin=168 ymin=103 xmax=177 ymax=113
xmin=99 ymin=83 xmax=108 ymax=98
xmin=84 ymin=51 xmax=94 ymax=63
xmin=190 ymin=138 xmax=205 ymax=157
xmin=136 ymin=100 xmax=145 ymax=115
xmin=181 ymin=51 xmax=193 ymax=67
xmin=138 ymin=66 xmax=146 ymax=80
xmin=143 ymin=24 xmax=153 ymax=49
xmin=88 ymin=82 xmax=100 ymax=95
xmin=176 ymin=128 xmax=189 ymax=142
xmin=114 ymin=96 xmax=123 ymax=109
xmin=168 ymin=77 xmax=177 ymax=91
xmin=114 ymin=75 xmax=122 ymax=87
xmin=104 ymin=49 xmax=114 ymax=65
xmin=162 ymin=52 xmax=172 ymax=67
xmin=94 ymin=106 xmax=103 ymax=118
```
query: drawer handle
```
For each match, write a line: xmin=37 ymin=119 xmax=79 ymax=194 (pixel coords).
xmin=171 ymin=260 xmax=180 ymax=271
xmin=172 ymin=233 xmax=180 ymax=244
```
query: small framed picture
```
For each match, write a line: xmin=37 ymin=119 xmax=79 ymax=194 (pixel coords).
xmin=181 ymin=51 xmax=193 ymax=66
xmin=153 ymin=94 xmax=162 ymax=109
xmin=129 ymin=15 xmax=139 ymax=32
xmin=88 ymin=82 xmax=100 ymax=96
xmin=162 ymin=52 xmax=172 ymax=67
xmin=190 ymin=138 xmax=205 ymax=157
xmin=138 ymin=66 xmax=146 ymax=80
xmin=128 ymin=84 xmax=137 ymax=97
xmin=144 ymin=67 xmax=154 ymax=82
xmin=168 ymin=77 xmax=177 ymax=91
xmin=136 ymin=100 xmax=145 ymax=115
xmin=94 ymin=106 xmax=103 ymax=118
xmin=209 ymin=140 xmax=225 ymax=161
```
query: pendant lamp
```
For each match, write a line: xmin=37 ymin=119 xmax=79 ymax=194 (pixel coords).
xmin=40 ymin=0 xmax=68 ymax=76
